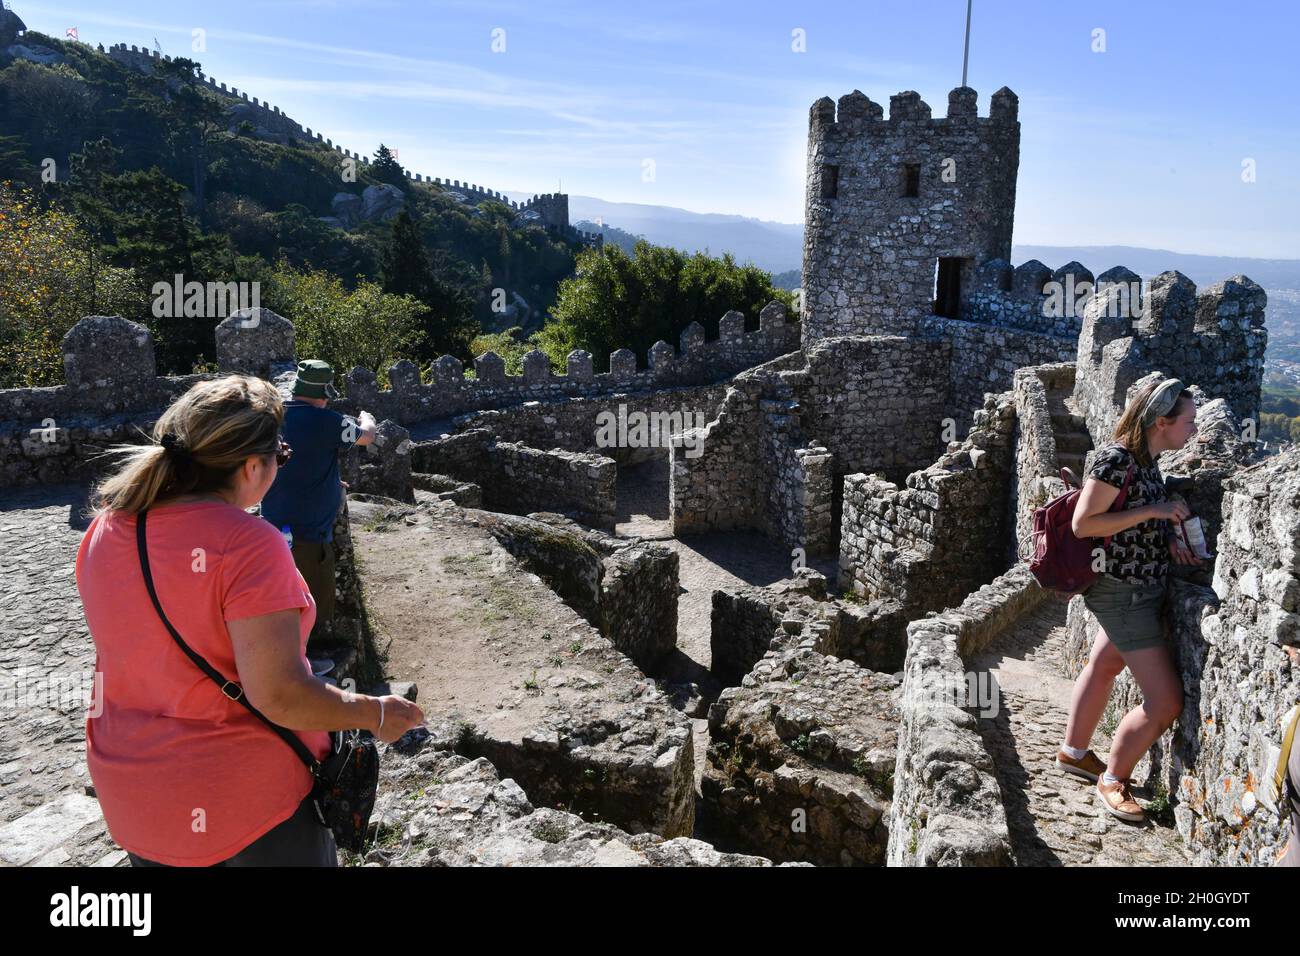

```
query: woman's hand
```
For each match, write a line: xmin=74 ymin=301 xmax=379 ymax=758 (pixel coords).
xmin=1148 ymin=500 xmax=1191 ymax=522
xmin=1168 ymin=539 xmax=1204 ymax=566
xmin=370 ymin=695 xmax=425 ymax=744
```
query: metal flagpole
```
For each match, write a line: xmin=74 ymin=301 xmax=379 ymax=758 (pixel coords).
xmin=962 ymin=0 xmax=972 ymax=87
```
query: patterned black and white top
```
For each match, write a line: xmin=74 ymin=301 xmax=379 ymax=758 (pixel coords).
xmin=1086 ymin=442 xmax=1171 ymax=586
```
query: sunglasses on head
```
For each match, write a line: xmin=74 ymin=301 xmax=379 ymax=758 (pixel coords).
xmin=275 ymin=437 xmax=293 ymax=467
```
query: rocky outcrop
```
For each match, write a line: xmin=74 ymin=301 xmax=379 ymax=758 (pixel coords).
xmin=326 ymin=184 xmax=405 ymax=230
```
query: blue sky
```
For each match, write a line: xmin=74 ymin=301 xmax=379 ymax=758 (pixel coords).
xmin=16 ymin=0 xmax=1300 ymax=257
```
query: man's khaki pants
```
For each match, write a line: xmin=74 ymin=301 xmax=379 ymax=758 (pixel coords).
xmin=291 ymin=539 xmax=336 ymax=628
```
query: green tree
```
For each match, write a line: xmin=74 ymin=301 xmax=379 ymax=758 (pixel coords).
xmin=151 ymin=57 xmax=227 ymax=214
xmin=261 ymin=261 xmax=426 ymax=382
xmin=379 ymin=209 xmax=476 ymax=358
xmin=368 ymin=144 xmax=406 ymax=188
xmin=94 ymin=167 xmax=228 ymax=370
xmin=0 ymin=182 xmax=147 ymax=386
xmin=539 ymin=240 xmax=793 ymax=370
xmin=65 ymin=137 xmax=122 ymax=314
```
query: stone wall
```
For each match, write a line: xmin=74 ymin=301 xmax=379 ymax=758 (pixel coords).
xmin=924 ymin=314 xmax=1076 ymax=435
xmin=802 ymin=86 xmax=1020 ymax=342
xmin=1073 ymin=272 xmax=1267 ymax=446
xmin=710 ymin=573 xmax=909 ymax=687
xmin=957 ymin=260 xmax=1142 ymax=339
xmin=599 ymin=542 xmax=680 ymax=670
xmin=457 ymin=510 xmax=679 ymax=670
xmin=460 ymin=384 xmax=729 ymax=462
xmin=489 ymin=442 xmax=617 ymax=530
xmin=700 ymin=634 xmax=899 ymax=865
xmin=340 ymin=301 xmax=799 ymax=425
xmin=0 ymin=305 xmax=795 ymax=489
xmin=671 ymin=335 xmax=949 ymax=555
xmin=839 ymin=390 xmax=1018 ymax=615
xmin=339 ymin=420 xmax=414 ymax=503
xmin=1011 ymin=362 xmax=1076 ymax=554
xmin=889 ymin=566 xmax=1045 ymax=865
xmin=411 ymin=430 xmax=617 ymax=530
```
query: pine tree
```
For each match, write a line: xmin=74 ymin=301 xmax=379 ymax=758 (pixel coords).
xmin=369 ymin=144 xmax=406 ymax=188
xmin=379 ymin=210 xmax=475 ymax=357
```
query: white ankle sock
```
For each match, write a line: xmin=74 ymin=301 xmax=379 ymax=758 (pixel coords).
xmin=1102 ymin=772 xmax=1120 ymax=785
xmin=1061 ymin=744 xmax=1088 ymax=760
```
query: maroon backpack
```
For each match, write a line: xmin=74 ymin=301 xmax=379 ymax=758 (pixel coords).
xmin=1026 ymin=458 xmax=1134 ymax=597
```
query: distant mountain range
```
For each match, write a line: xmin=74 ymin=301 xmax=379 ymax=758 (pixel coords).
xmin=512 ymin=194 xmax=1300 ymax=292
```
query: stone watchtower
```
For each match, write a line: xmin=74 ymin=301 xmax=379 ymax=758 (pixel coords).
xmin=801 ymin=86 xmax=1020 ymax=344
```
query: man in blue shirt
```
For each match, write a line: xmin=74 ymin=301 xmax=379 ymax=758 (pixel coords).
xmin=262 ymin=359 xmax=376 ymax=632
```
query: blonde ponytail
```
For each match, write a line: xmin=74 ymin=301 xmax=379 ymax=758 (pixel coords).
xmin=94 ymin=375 xmax=284 ymax=515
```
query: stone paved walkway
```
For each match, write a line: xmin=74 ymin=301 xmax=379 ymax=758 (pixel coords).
xmin=968 ymin=599 xmax=1190 ymax=866
xmin=0 ymin=484 xmax=120 ymax=865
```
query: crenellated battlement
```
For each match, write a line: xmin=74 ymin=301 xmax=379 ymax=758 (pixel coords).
xmin=959 ymin=256 xmax=1142 ymax=339
xmin=803 ymin=86 xmax=1021 ymax=342
xmin=0 ymin=304 xmax=799 ymax=487
xmin=1073 ymin=270 xmax=1268 ymax=443
xmin=102 ymin=43 xmax=578 ymax=226
xmin=809 ymin=85 xmax=1019 ymax=134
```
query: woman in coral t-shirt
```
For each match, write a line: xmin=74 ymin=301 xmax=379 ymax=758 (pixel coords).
xmin=77 ymin=375 xmax=422 ymax=866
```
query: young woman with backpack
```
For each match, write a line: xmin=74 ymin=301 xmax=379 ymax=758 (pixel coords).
xmin=1052 ymin=378 xmax=1205 ymax=823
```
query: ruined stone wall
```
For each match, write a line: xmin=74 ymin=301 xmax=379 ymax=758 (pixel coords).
xmin=408 ymin=428 xmax=490 ymax=482
xmin=710 ymin=587 xmax=786 ymax=686
xmin=889 ymin=565 xmax=1041 ymax=865
xmin=456 ymin=510 xmax=679 ymax=669
xmin=460 ymin=384 xmax=729 ymax=462
xmin=671 ymin=336 xmax=948 ymax=554
xmin=701 ymin=635 xmax=899 ymax=865
xmin=924 ymin=314 xmax=1075 ymax=435
xmin=839 ymin=390 xmax=1018 ymax=615
xmin=0 ymin=305 xmax=794 ymax=489
xmin=1012 ymin=363 xmax=1076 ymax=554
xmin=1073 ymin=272 xmax=1267 ymax=446
xmin=710 ymin=575 xmax=908 ymax=687
xmin=599 ymin=543 xmax=680 ymax=669
xmin=339 ymin=420 xmax=414 ymax=503
xmin=486 ymin=442 xmax=617 ymax=530
xmin=802 ymin=86 xmax=1019 ymax=342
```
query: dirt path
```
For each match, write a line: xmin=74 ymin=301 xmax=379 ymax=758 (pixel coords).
xmin=968 ymin=599 xmax=1190 ymax=866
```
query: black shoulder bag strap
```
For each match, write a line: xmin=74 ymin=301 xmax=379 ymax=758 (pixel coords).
xmin=136 ymin=508 xmax=321 ymax=775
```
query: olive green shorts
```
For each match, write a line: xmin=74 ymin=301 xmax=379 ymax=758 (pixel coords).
xmin=1083 ymin=573 xmax=1167 ymax=653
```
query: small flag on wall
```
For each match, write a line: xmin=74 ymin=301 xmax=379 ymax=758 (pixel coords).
xmin=66 ymin=27 xmax=79 ymax=40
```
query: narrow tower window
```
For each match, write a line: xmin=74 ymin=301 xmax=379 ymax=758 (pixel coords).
xmin=820 ymin=163 xmax=839 ymax=199
xmin=902 ymin=164 xmax=920 ymax=198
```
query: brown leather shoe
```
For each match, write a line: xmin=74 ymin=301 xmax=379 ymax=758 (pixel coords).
xmin=1055 ymin=748 xmax=1107 ymax=782
xmin=1097 ymin=777 xmax=1145 ymax=822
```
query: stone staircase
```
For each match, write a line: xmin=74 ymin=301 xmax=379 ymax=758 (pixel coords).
xmin=1047 ymin=385 xmax=1091 ymax=480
